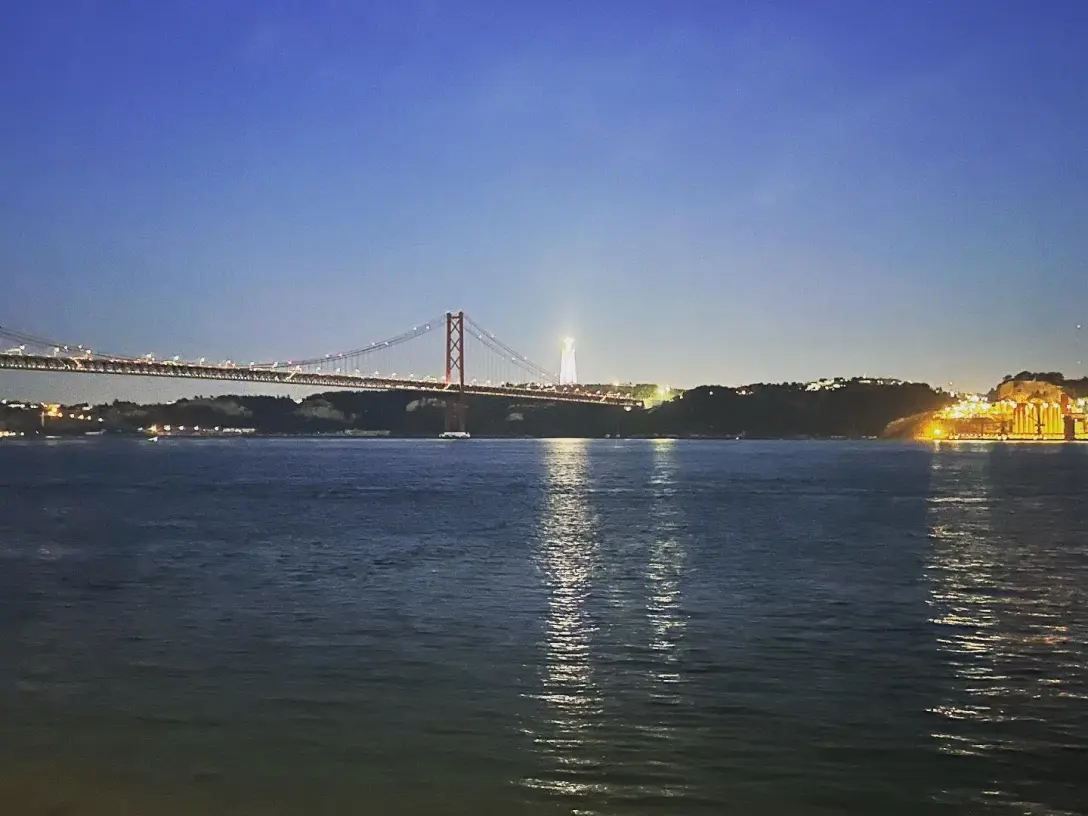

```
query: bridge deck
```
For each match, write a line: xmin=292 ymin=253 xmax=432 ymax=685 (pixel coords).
xmin=0 ymin=353 xmax=642 ymax=408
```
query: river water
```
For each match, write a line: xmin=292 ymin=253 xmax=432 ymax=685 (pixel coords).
xmin=0 ymin=439 xmax=1085 ymax=814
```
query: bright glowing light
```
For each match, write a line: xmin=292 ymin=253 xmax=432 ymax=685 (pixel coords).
xmin=937 ymin=395 xmax=998 ymax=420
xmin=559 ymin=338 xmax=578 ymax=385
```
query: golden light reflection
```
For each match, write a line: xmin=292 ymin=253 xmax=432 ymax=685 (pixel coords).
xmin=925 ymin=448 xmax=1085 ymax=812
xmin=522 ymin=438 xmax=604 ymax=799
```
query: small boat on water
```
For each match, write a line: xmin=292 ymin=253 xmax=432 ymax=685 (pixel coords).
xmin=438 ymin=431 xmax=471 ymax=440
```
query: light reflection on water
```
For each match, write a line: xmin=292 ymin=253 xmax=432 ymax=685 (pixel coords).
xmin=926 ymin=444 xmax=1088 ymax=814
xmin=522 ymin=439 xmax=694 ymax=813
xmin=633 ymin=441 xmax=692 ymax=806
xmin=646 ymin=440 xmax=687 ymax=692
xmin=523 ymin=439 xmax=605 ymax=803
xmin=2 ymin=439 xmax=1087 ymax=814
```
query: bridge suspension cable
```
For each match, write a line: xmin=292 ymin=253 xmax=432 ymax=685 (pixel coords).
xmin=0 ymin=324 xmax=138 ymax=361
xmin=463 ymin=315 xmax=558 ymax=384
xmin=272 ymin=316 xmax=445 ymax=370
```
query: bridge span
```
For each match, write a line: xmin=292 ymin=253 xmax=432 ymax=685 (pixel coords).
xmin=0 ymin=312 xmax=644 ymax=426
xmin=0 ymin=352 xmax=639 ymax=406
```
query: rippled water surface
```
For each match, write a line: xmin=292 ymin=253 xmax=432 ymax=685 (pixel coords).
xmin=1 ymin=439 xmax=1086 ymax=814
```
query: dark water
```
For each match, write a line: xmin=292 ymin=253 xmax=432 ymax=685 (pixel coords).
xmin=0 ymin=439 xmax=1086 ymax=815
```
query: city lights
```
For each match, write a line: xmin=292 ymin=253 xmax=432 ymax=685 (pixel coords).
xmin=927 ymin=393 xmax=1088 ymax=441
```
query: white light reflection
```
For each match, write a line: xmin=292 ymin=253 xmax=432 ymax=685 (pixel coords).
xmin=926 ymin=446 xmax=1087 ymax=813
xmin=626 ymin=439 xmax=695 ymax=805
xmin=522 ymin=439 xmax=605 ymax=802
xmin=646 ymin=439 xmax=688 ymax=701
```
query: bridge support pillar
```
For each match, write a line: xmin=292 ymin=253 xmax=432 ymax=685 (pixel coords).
xmin=444 ymin=395 xmax=468 ymax=433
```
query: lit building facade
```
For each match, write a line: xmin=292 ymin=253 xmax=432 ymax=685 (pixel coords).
xmin=928 ymin=393 xmax=1088 ymax=441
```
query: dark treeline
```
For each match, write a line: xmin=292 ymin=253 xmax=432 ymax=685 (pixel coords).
xmin=647 ymin=381 xmax=947 ymax=438
xmin=3 ymin=378 xmax=951 ymax=439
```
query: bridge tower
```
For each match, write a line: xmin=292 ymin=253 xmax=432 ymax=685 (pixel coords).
xmin=444 ymin=311 xmax=467 ymax=433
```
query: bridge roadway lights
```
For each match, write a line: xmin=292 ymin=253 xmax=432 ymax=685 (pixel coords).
xmin=0 ymin=353 xmax=643 ymax=408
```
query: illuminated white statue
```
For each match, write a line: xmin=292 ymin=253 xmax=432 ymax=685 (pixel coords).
xmin=559 ymin=337 xmax=577 ymax=385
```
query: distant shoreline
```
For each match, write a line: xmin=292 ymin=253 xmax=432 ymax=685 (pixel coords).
xmin=8 ymin=430 xmax=893 ymax=442
xmin=8 ymin=430 xmax=1087 ymax=444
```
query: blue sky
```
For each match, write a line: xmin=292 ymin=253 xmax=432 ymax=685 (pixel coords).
xmin=2 ymin=0 xmax=1087 ymax=401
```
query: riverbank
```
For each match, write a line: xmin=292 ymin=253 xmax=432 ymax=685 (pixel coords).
xmin=2 ymin=379 xmax=950 ymax=440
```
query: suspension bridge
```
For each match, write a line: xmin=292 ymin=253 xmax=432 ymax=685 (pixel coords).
xmin=0 ymin=312 xmax=642 ymax=431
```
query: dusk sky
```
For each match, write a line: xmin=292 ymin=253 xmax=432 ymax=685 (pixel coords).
xmin=2 ymin=0 xmax=1087 ymax=402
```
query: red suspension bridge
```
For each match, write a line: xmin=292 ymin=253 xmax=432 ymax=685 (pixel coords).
xmin=0 ymin=312 xmax=642 ymax=431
